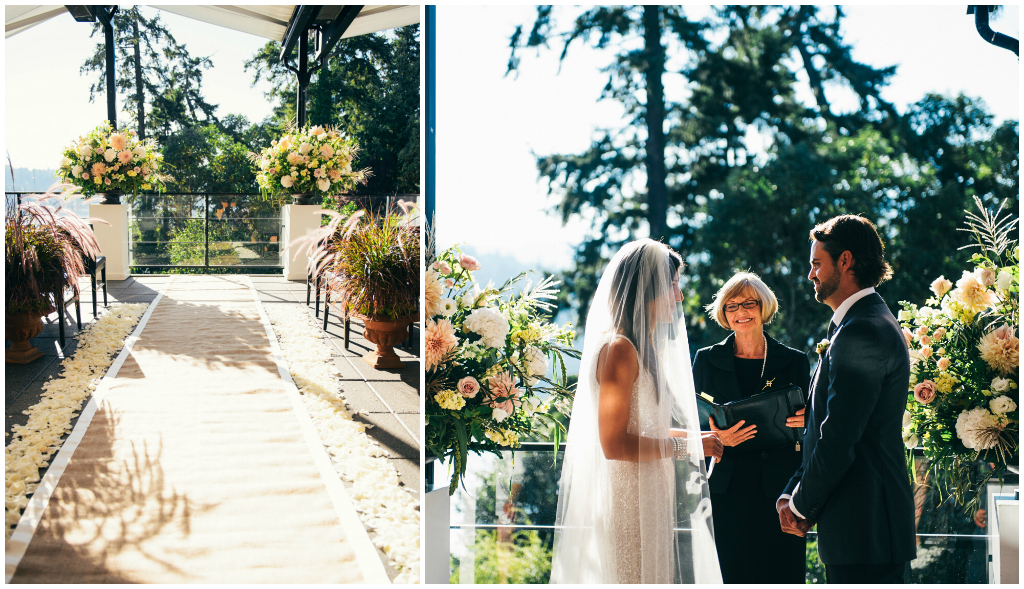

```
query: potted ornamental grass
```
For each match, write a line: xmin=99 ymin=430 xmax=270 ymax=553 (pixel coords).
xmin=250 ymin=124 xmax=369 ymax=204
xmin=5 ymin=186 xmax=101 ymax=363
xmin=298 ymin=200 xmax=420 ymax=368
xmin=56 ymin=120 xmax=169 ymax=204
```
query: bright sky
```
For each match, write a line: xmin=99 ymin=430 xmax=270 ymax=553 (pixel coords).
xmin=435 ymin=5 xmax=1020 ymax=271
xmin=4 ymin=6 xmax=277 ymax=175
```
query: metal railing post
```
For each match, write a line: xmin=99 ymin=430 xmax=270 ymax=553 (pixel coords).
xmin=204 ymin=193 xmax=210 ymax=269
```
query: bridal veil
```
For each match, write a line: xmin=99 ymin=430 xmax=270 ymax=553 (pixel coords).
xmin=550 ymin=239 xmax=721 ymax=584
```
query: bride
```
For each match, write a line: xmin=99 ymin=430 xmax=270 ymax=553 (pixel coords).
xmin=550 ymin=239 xmax=724 ymax=584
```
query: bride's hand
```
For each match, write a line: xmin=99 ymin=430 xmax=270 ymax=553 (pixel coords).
xmin=701 ymin=431 xmax=723 ymax=460
xmin=708 ymin=417 xmax=756 ymax=447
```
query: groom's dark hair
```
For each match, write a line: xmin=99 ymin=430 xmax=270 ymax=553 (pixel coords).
xmin=811 ymin=215 xmax=893 ymax=288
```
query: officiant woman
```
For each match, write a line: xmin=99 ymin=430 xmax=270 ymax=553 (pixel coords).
xmin=691 ymin=272 xmax=810 ymax=583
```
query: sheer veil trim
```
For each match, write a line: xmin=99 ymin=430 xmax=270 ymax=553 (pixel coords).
xmin=550 ymin=238 xmax=722 ymax=584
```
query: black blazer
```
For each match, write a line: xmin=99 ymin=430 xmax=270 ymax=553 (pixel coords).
xmin=783 ymin=293 xmax=917 ymax=565
xmin=692 ymin=332 xmax=811 ymax=496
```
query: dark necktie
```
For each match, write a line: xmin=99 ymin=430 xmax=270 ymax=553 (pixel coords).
xmin=827 ymin=321 xmax=837 ymax=340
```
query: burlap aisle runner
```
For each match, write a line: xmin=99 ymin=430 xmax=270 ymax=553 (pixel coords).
xmin=10 ymin=276 xmax=373 ymax=583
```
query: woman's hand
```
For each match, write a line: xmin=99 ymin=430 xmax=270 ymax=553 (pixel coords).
xmin=701 ymin=431 xmax=723 ymax=461
xmin=708 ymin=417 xmax=757 ymax=447
xmin=786 ymin=407 xmax=806 ymax=429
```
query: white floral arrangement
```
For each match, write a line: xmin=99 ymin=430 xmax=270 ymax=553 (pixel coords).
xmin=5 ymin=304 xmax=149 ymax=538
xmin=423 ymin=246 xmax=579 ymax=494
xmin=250 ymin=125 xmax=368 ymax=197
xmin=265 ymin=304 xmax=419 ymax=583
xmin=898 ymin=197 xmax=1018 ymax=514
xmin=56 ymin=121 xmax=168 ymax=199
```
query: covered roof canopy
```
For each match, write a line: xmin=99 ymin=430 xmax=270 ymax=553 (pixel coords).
xmin=5 ymin=5 xmax=419 ymax=40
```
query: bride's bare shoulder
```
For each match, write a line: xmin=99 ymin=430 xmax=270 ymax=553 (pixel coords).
xmin=597 ymin=334 xmax=639 ymax=384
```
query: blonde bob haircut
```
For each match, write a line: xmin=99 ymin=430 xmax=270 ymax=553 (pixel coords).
xmin=706 ymin=272 xmax=779 ymax=330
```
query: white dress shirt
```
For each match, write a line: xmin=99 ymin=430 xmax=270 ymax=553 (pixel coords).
xmin=778 ymin=287 xmax=876 ymax=519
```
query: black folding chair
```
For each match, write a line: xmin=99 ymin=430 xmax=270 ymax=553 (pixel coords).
xmin=321 ymin=272 xmax=352 ymax=350
xmin=56 ymin=275 xmax=82 ymax=350
xmin=84 ymin=254 xmax=107 ymax=318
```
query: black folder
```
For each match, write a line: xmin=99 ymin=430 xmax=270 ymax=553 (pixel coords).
xmin=696 ymin=385 xmax=805 ymax=453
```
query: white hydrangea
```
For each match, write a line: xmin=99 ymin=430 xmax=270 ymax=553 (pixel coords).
xmin=990 ymin=395 xmax=1017 ymax=415
xmin=464 ymin=307 xmax=510 ymax=349
xmin=955 ymin=407 xmax=999 ymax=450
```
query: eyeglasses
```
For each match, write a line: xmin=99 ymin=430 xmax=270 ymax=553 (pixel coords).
xmin=724 ymin=299 xmax=761 ymax=313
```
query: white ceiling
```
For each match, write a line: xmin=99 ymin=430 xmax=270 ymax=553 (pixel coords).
xmin=5 ymin=5 xmax=420 ymax=40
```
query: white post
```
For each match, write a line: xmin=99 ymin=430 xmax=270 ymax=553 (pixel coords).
xmin=425 ymin=460 xmax=452 ymax=584
xmin=89 ymin=204 xmax=130 ymax=280
xmin=282 ymin=204 xmax=321 ymax=281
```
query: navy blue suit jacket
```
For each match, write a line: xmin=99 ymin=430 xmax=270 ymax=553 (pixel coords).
xmin=784 ymin=293 xmax=917 ymax=565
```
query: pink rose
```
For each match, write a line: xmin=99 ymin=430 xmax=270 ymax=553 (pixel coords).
xmin=916 ymin=326 xmax=929 ymax=338
xmin=81 ymin=172 xmax=90 ymax=180
xmin=104 ymin=178 xmax=111 ymax=185
xmin=920 ymin=335 xmax=932 ymax=346
xmin=457 ymin=376 xmax=480 ymax=398
xmin=937 ymin=357 xmax=951 ymax=371
xmin=932 ymin=327 xmax=946 ymax=341
xmin=459 ymin=254 xmax=481 ymax=271
xmin=921 ymin=346 xmax=933 ymax=358
xmin=445 ymin=278 xmax=455 ymax=288
xmin=914 ymin=380 xmax=937 ymax=404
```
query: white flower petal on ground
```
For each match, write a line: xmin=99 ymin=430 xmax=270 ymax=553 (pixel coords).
xmin=5 ymin=304 xmax=148 ymax=540
xmin=266 ymin=304 xmax=420 ymax=583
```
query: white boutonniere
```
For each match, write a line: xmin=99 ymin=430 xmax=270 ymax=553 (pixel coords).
xmin=816 ymin=338 xmax=831 ymax=355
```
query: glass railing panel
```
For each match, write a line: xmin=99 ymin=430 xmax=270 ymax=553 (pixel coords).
xmin=449 ymin=451 xmax=1009 ymax=584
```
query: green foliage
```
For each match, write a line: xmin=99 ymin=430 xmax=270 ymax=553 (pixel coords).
xmin=804 ymin=535 xmax=825 ymax=583
xmin=244 ymin=26 xmax=421 ymax=194
xmin=510 ymin=6 xmax=1020 ymax=356
xmin=450 ymin=529 xmax=553 ymax=584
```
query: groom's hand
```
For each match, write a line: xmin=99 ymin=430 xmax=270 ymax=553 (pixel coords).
xmin=777 ymin=499 xmax=810 ymax=537
xmin=701 ymin=432 xmax=723 ymax=461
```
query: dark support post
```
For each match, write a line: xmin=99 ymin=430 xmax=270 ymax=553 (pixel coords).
xmin=297 ymin=32 xmax=309 ymax=127
xmin=93 ymin=6 xmax=118 ymax=128
xmin=425 ymin=5 xmax=436 ymax=246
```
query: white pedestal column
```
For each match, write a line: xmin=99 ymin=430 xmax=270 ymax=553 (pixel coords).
xmin=282 ymin=204 xmax=322 ymax=281
xmin=988 ymin=488 xmax=1019 ymax=584
xmin=89 ymin=204 xmax=130 ymax=280
xmin=425 ymin=460 xmax=452 ymax=584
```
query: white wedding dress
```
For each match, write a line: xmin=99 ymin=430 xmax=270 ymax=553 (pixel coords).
xmin=550 ymin=239 xmax=722 ymax=584
xmin=606 ymin=351 xmax=674 ymax=583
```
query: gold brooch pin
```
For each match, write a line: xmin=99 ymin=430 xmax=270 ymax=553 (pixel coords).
xmin=762 ymin=377 xmax=775 ymax=390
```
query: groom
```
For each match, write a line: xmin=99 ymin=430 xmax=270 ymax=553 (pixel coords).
xmin=776 ymin=215 xmax=916 ymax=583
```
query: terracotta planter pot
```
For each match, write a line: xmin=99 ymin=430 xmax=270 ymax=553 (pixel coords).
xmin=358 ymin=314 xmax=416 ymax=369
xmin=6 ymin=311 xmax=45 ymax=364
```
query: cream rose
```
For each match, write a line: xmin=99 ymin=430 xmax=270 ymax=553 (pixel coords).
xmin=79 ymin=145 xmax=93 ymax=158
xmin=990 ymin=395 xmax=1017 ymax=415
xmin=996 ymin=270 xmax=1013 ymax=292
xmin=71 ymin=165 xmax=83 ymax=178
xmin=299 ymin=142 xmax=314 ymax=156
xmin=977 ymin=267 xmax=996 ymax=287
xmin=936 ymin=357 xmax=950 ymax=371
xmin=317 ymin=178 xmax=330 ymax=192
xmin=990 ymin=376 xmax=1010 ymax=393
xmin=930 ymin=275 xmax=953 ymax=298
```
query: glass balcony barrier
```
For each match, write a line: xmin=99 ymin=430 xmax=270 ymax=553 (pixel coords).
xmin=446 ymin=444 xmax=1014 ymax=584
